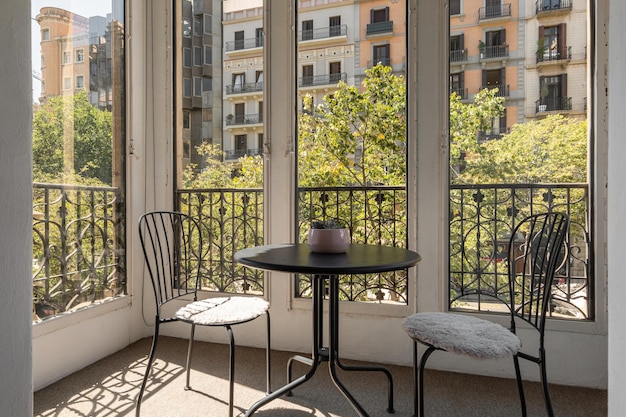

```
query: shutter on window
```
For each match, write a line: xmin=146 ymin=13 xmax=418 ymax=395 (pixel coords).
xmin=459 ymin=34 xmax=465 ymax=49
xmin=500 ymin=29 xmax=506 ymax=44
xmin=561 ymin=74 xmax=568 ymax=98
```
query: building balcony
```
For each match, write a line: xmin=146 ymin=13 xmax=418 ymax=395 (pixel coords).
xmin=478 ymin=3 xmax=512 ymax=20
xmin=225 ymin=113 xmax=263 ymax=127
xmin=225 ymin=82 xmax=264 ymax=96
xmin=299 ymin=24 xmax=347 ymax=44
xmin=536 ymin=46 xmax=572 ymax=64
xmin=481 ymin=84 xmax=510 ymax=97
xmin=450 ymin=48 xmax=468 ymax=63
xmin=224 ymin=37 xmax=264 ymax=56
xmin=366 ymin=20 xmax=394 ymax=36
xmin=33 ymin=336 xmax=607 ymax=417
xmin=536 ymin=96 xmax=573 ymax=113
xmin=224 ymin=148 xmax=263 ymax=161
xmin=450 ymin=87 xmax=469 ymax=100
xmin=536 ymin=0 xmax=573 ymax=15
xmin=298 ymin=72 xmax=347 ymax=88
xmin=480 ymin=44 xmax=510 ymax=60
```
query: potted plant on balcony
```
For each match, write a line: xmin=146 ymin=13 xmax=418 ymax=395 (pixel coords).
xmin=226 ymin=114 xmax=234 ymax=124
xmin=307 ymin=219 xmax=350 ymax=253
xmin=478 ymin=40 xmax=485 ymax=59
xmin=538 ymin=82 xmax=549 ymax=112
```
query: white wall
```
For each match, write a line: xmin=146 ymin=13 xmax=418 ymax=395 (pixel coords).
xmin=0 ymin=0 xmax=34 ymax=414
xmin=607 ymin=0 xmax=626 ymax=413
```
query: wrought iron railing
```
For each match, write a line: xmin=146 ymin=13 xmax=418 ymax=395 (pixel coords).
xmin=32 ymin=183 xmax=125 ymax=320
xmin=296 ymin=186 xmax=408 ymax=303
xmin=225 ymin=113 xmax=263 ymax=126
xmin=478 ymin=3 xmax=512 ymax=20
xmin=449 ymin=183 xmax=591 ymax=319
xmin=536 ymin=0 xmax=573 ymax=14
xmin=536 ymin=46 xmax=572 ymax=63
xmin=299 ymin=72 xmax=347 ymax=87
xmin=450 ymin=48 xmax=468 ymax=62
xmin=299 ymin=24 xmax=347 ymax=41
xmin=536 ymin=97 xmax=572 ymax=113
xmin=481 ymin=44 xmax=510 ymax=59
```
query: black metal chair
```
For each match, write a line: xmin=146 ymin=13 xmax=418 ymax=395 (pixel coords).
xmin=402 ymin=212 xmax=569 ymax=417
xmin=136 ymin=211 xmax=271 ymax=417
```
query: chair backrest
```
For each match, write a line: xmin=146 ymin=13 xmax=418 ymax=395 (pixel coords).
xmin=138 ymin=211 xmax=202 ymax=312
xmin=507 ymin=212 xmax=569 ymax=336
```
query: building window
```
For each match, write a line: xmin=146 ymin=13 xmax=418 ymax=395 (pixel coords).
xmin=234 ymin=30 xmax=244 ymax=50
xmin=450 ymin=72 xmax=465 ymax=99
xmin=256 ymin=28 xmax=264 ymax=47
xmin=256 ymin=71 xmax=264 ymax=89
xmin=183 ymin=48 xmax=191 ymax=67
xmin=373 ymin=44 xmax=390 ymax=67
xmin=329 ymin=61 xmax=341 ymax=83
xmin=194 ymin=15 xmax=202 ymax=36
xmin=482 ymin=68 xmax=506 ymax=92
xmin=203 ymin=77 xmax=212 ymax=92
xmin=203 ymin=14 xmax=212 ymax=34
xmin=302 ymin=65 xmax=313 ymax=86
xmin=450 ymin=34 xmax=466 ymax=61
xmin=193 ymin=77 xmax=202 ymax=96
xmin=302 ymin=19 xmax=313 ymax=41
xmin=485 ymin=29 xmax=506 ymax=58
xmin=183 ymin=141 xmax=191 ymax=159
xmin=183 ymin=78 xmax=192 ymax=97
xmin=62 ymin=51 xmax=71 ymax=65
xmin=235 ymin=134 xmax=247 ymax=154
xmin=233 ymin=73 xmax=245 ymax=93
xmin=204 ymin=45 xmax=212 ymax=65
xmin=539 ymin=74 xmax=569 ymax=111
xmin=257 ymin=133 xmax=264 ymax=152
xmin=75 ymin=49 xmax=84 ymax=63
xmin=41 ymin=28 xmax=49 ymax=41
xmin=41 ymin=54 xmax=46 ymax=68
xmin=371 ymin=7 xmax=390 ymax=23
xmin=183 ymin=110 xmax=190 ymax=129
xmin=539 ymin=24 xmax=567 ymax=61
xmin=75 ymin=75 xmax=84 ymax=89
xmin=450 ymin=0 xmax=461 ymax=15
xmin=258 ymin=100 xmax=263 ymax=123
xmin=329 ymin=16 xmax=341 ymax=37
xmin=63 ymin=77 xmax=71 ymax=90
xmin=194 ymin=47 xmax=202 ymax=67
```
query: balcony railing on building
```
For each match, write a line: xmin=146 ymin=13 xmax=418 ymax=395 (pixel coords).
xmin=225 ymin=82 xmax=263 ymax=95
xmin=366 ymin=20 xmax=393 ymax=36
xmin=478 ymin=3 xmax=512 ymax=20
xmin=32 ymin=183 xmax=125 ymax=320
xmin=536 ymin=96 xmax=572 ymax=113
xmin=225 ymin=113 xmax=263 ymax=127
xmin=481 ymin=44 xmax=510 ymax=59
xmin=225 ymin=36 xmax=263 ymax=53
xmin=481 ymin=84 xmax=510 ymax=97
xmin=367 ymin=58 xmax=391 ymax=68
xmin=299 ymin=72 xmax=347 ymax=88
xmin=299 ymin=24 xmax=347 ymax=42
xmin=450 ymin=87 xmax=469 ymax=100
xmin=536 ymin=46 xmax=572 ymax=64
xmin=536 ymin=0 xmax=573 ymax=14
xmin=450 ymin=48 xmax=468 ymax=63
xmin=224 ymin=148 xmax=263 ymax=161
xmin=477 ymin=127 xmax=510 ymax=142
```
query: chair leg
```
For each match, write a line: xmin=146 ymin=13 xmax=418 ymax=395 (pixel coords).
xmin=513 ymin=355 xmax=527 ymax=417
xmin=226 ymin=325 xmax=235 ymax=417
xmin=413 ymin=343 xmax=436 ymax=417
xmin=265 ymin=310 xmax=272 ymax=394
xmin=539 ymin=348 xmax=555 ymax=417
xmin=185 ymin=324 xmax=196 ymax=390
xmin=136 ymin=319 xmax=160 ymax=417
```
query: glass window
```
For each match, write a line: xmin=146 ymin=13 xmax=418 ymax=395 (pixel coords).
xmin=204 ymin=45 xmax=212 ymax=65
xmin=194 ymin=46 xmax=202 ymax=66
xmin=183 ymin=48 xmax=191 ymax=67
xmin=450 ymin=0 xmax=461 ymax=15
xmin=31 ymin=0 xmax=126 ymax=318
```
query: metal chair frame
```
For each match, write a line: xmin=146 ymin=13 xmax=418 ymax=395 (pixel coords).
xmin=135 ymin=211 xmax=271 ymax=417
xmin=410 ymin=212 xmax=569 ymax=417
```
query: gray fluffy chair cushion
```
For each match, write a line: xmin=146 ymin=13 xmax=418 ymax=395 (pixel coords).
xmin=402 ymin=312 xmax=521 ymax=359
xmin=176 ymin=296 xmax=269 ymax=326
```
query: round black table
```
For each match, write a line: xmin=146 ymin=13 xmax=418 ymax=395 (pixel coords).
xmin=235 ymin=243 xmax=421 ymax=417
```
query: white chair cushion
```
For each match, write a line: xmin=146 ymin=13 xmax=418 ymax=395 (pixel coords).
xmin=176 ymin=296 xmax=269 ymax=326
xmin=402 ymin=312 xmax=521 ymax=359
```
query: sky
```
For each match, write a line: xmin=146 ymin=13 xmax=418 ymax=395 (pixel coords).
xmin=31 ymin=0 xmax=112 ymax=101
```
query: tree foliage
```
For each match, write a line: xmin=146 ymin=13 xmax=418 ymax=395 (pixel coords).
xmin=298 ymin=64 xmax=406 ymax=187
xmin=32 ymin=90 xmax=113 ymax=185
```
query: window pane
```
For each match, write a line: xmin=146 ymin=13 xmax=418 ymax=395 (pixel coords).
xmin=296 ymin=2 xmax=409 ymax=303
xmin=448 ymin=0 xmax=591 ymax=319
xmin=175 ymin=0 xmax=265 ymax=295
xmin=31 ymin=1 xmax=126 ymax=319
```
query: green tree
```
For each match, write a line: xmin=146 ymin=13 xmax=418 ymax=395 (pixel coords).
xmin=449 ymin=88 xmax=505 ymax=183
xmin=32 ymin=90 xmax=112 ymax=185
xmin=182 ymin=142 xmax=234 ymax=188
xmin=298 ymin=64 xmax=406 ymax=187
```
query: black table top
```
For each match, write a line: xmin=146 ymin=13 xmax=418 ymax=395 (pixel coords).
xmin=234 ymin=243 xmax=421 ymax=275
